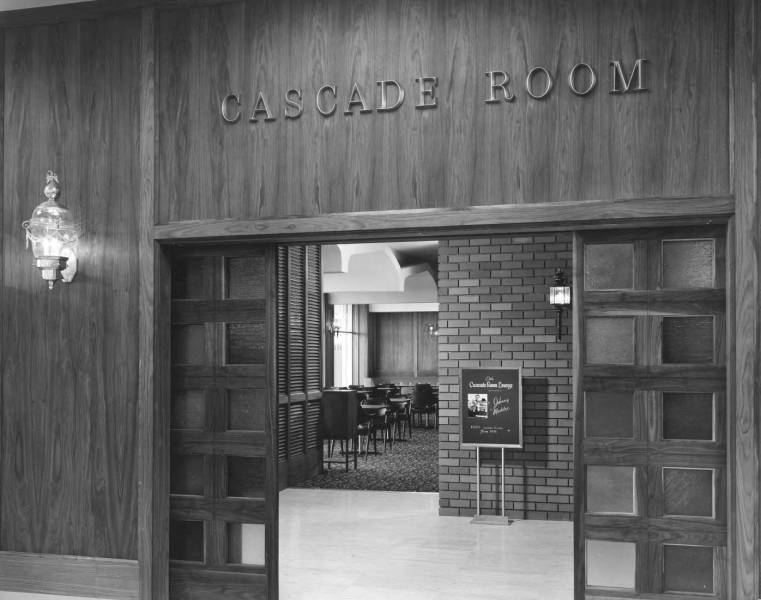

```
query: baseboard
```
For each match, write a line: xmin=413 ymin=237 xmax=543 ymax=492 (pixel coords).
xmin=0 ymin=551 xmax=138 ymax=599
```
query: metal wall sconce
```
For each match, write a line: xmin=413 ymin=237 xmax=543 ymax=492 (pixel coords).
xmin=549 ymin=268 xmax=571 ymax=341
xmin=22 ymin=171 xmax=79 ymax=289
xmin=326 ymin=320 xmax=341 ymax=337
xmin=425 ymin=322 xmax=439 ymax=337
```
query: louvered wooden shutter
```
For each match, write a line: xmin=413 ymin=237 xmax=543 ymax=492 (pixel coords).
xmin=287 ymin=247 xmax=306 ymax=396
xmin=274 ymin=245 xmax=324 ymax=485
xmin=276 ymin=247 xmax=288 ymax=397
xmin=305 ymin=245 xmax=322 ymax=392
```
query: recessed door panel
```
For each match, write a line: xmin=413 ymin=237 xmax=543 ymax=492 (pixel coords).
xmin=576 ymin=227 xmax=726 ymax=600
xmin=169 ymin=246 xmax=276 ymax=600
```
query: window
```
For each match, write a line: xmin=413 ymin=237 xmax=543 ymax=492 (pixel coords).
xmin=332 ymin=304 xmax=354 ymax=387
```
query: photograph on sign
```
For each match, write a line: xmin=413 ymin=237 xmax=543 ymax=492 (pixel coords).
xmin=460 ymin=366 xmax=523 ymax=448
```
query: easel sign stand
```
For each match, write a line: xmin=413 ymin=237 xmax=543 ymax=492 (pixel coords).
xmin=459 ymin=366 xmax=522 ymax=526
xmin=472 ymin=446 xmax=513 ymax=525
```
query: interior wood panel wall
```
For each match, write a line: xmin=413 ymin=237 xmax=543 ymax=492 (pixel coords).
xmin=1 ymin=11 xmax=142 ymax=559
xmin=370 ymin=312 xmax=437 ymax=380
xmin=157 ymin=0 xmax=730 ymax=223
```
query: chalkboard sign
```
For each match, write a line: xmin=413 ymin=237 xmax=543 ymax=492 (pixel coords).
xmin=460 ymin=366 xmax=523 ymax=448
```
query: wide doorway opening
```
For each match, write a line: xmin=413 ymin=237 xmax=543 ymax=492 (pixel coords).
xmin=278 ymin=230 xmax=575 ymax=599
xmin=163 ymin=222 xmax=728 ymax=599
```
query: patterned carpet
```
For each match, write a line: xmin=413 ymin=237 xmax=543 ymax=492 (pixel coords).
xmin=295 ymin=426 xmax=439 ymax=492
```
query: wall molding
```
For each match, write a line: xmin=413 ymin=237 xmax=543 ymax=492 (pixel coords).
xmin=731 ymin=0 xmax=760 ymax=596
xmin=153 ymin=196 xmax=735 ymax=243
xmin=0 ymin=552 xmax=139 ymax=599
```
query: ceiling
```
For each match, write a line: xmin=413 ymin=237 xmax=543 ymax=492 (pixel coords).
xmin=322 ymin=241 xmax=439 ymax=311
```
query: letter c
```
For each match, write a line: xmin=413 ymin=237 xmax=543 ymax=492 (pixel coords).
xmin=221 ymin=93 xmax=241 ymax=123
xmin=316 ymin=85 xmax=337 ymax=117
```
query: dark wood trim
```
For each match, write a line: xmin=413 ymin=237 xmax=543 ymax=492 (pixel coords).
xmin=731 ymin=0 xmax=759 ymax=597
xmin=169 ymin=565 xmax=266 ymax=599
xmin=0 ymin=26 xmax=5 ymax=573
xmin=585 ymin=591 xmax=724 ymax=600
xmin=583 ymin=365 xmax=727 ymax=392
xmin=583 ymin=290 xmax=726 ymax=316
xmin=153 ymin=196 xmax=735 ymax=243
xmin=0 ymin=552 xmax=138 ymax=600
xmin=265 ymin=245 xmax=279 ymax=600
xmin=146 ymin=242 xmax=172 ymax=600
xmin=137 ymin=6 xmax=165 ymax=600
xmin=727 ymin=216 xmax=741 ymax=600
xmin=572 ymin=232 xmax=584 ymax=600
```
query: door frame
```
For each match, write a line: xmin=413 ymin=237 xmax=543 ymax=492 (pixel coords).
xmin=141 ymin=196 xmax=753 ymax=600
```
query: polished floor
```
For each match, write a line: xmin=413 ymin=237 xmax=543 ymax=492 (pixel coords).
xmin=280 ymin=488 xmax=573 ymax=600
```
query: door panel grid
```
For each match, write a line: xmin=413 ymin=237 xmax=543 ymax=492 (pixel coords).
xmin=575 ymin=227 xmax=727 ymax=599
xmin=169 ymin=247 xmax=276 ymax=600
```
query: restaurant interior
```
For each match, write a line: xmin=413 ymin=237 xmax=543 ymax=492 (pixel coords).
xmin=306 ymin=241 xmax=440 ymax=492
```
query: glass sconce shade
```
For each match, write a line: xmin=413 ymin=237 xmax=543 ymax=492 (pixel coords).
xmin=22 ymin=171 xmax=80 ymax=288
xmin=549 ymin=269 xmax=571 ymax=306
xmin=549 ymin=285 xmax=571 ymax=305
xmin=25 ymin=199 xmax=78 ymax=257
xmin=549 ymin=268 xmax=571 ymax=341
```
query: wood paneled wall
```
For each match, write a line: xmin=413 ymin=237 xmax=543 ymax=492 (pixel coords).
xmin=0 ymin=11 xmax=143 ymax=559
xmin=0 ymin=0 xmax=754 ymax=598
xmin=157 ymin=0 xmax=729 ymax=222
xmin=369 ymin=312 xmax=437 ymax=381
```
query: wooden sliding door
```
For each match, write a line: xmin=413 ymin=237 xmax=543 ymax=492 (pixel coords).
xmin=169 ymin=245 xmax=277 ymax=600
xmin=575 ymin=227 xmax=727 ymax=599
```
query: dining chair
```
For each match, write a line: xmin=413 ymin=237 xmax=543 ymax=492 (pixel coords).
xmin=360 ymin=404 xmax=393 ymax=456
xmin=411 ymin=383 xmax=438 ymax=428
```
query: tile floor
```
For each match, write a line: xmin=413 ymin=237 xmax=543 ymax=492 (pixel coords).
xmin=280 ymin=488 xmax=573 ymax=600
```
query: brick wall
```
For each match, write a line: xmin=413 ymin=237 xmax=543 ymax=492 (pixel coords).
xmin=437 ymin=234 xmax=573 ymax=520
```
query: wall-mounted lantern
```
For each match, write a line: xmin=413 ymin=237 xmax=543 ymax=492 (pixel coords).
xmin=326 ymin=320 xmax=341 ymax=337
xmin=22 ymin=171 xmax=79 ymax=289
xmin=549 ymin=268 xmax=571 ymax=341
xmin=425 ymin=322 xmax=439 ymax=337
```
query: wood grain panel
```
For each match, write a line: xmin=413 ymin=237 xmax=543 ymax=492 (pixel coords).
xmin=168 ymin=245 xmax=275 ymax=599
xmin=372 ymin=312 xmax=414 ymax=377
xmin=264 ymin=246 xmax=279 ymax=599
xmin=157 ymin=0 xmax=731 ymax=222
xmin=137 ymin=5 xmax=168 ymax=600
xmin=0 ymin=552 xmax=139 ymax=600
xmin=731 ymin=0 xmax=760 ymax=597
xmin=171 ymin=431 xmax=267 ymax=457
xmin=370 ymin=312 xmax=437 ymax=379
xmin=170 ymin=497 xmax=266 ymax=523
xmin=583 ymin=365 xmax=726 ymax=392
xmin=584 ymin=290 xmax=726 ymax=316
xmin=1 ymin=11 xmax=142 ymax=559
xmin=585 ymin=518 xmax=727 ymax=547
xmin=172 ymin=299 xmax=266 ymax=324
xmin=577 ymin=227 xmax=728 ymax=598
xmin=170 ymin=566 xmax=266 ymax=600
xmin=154 ymin=195 xmax=734 ymax=243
